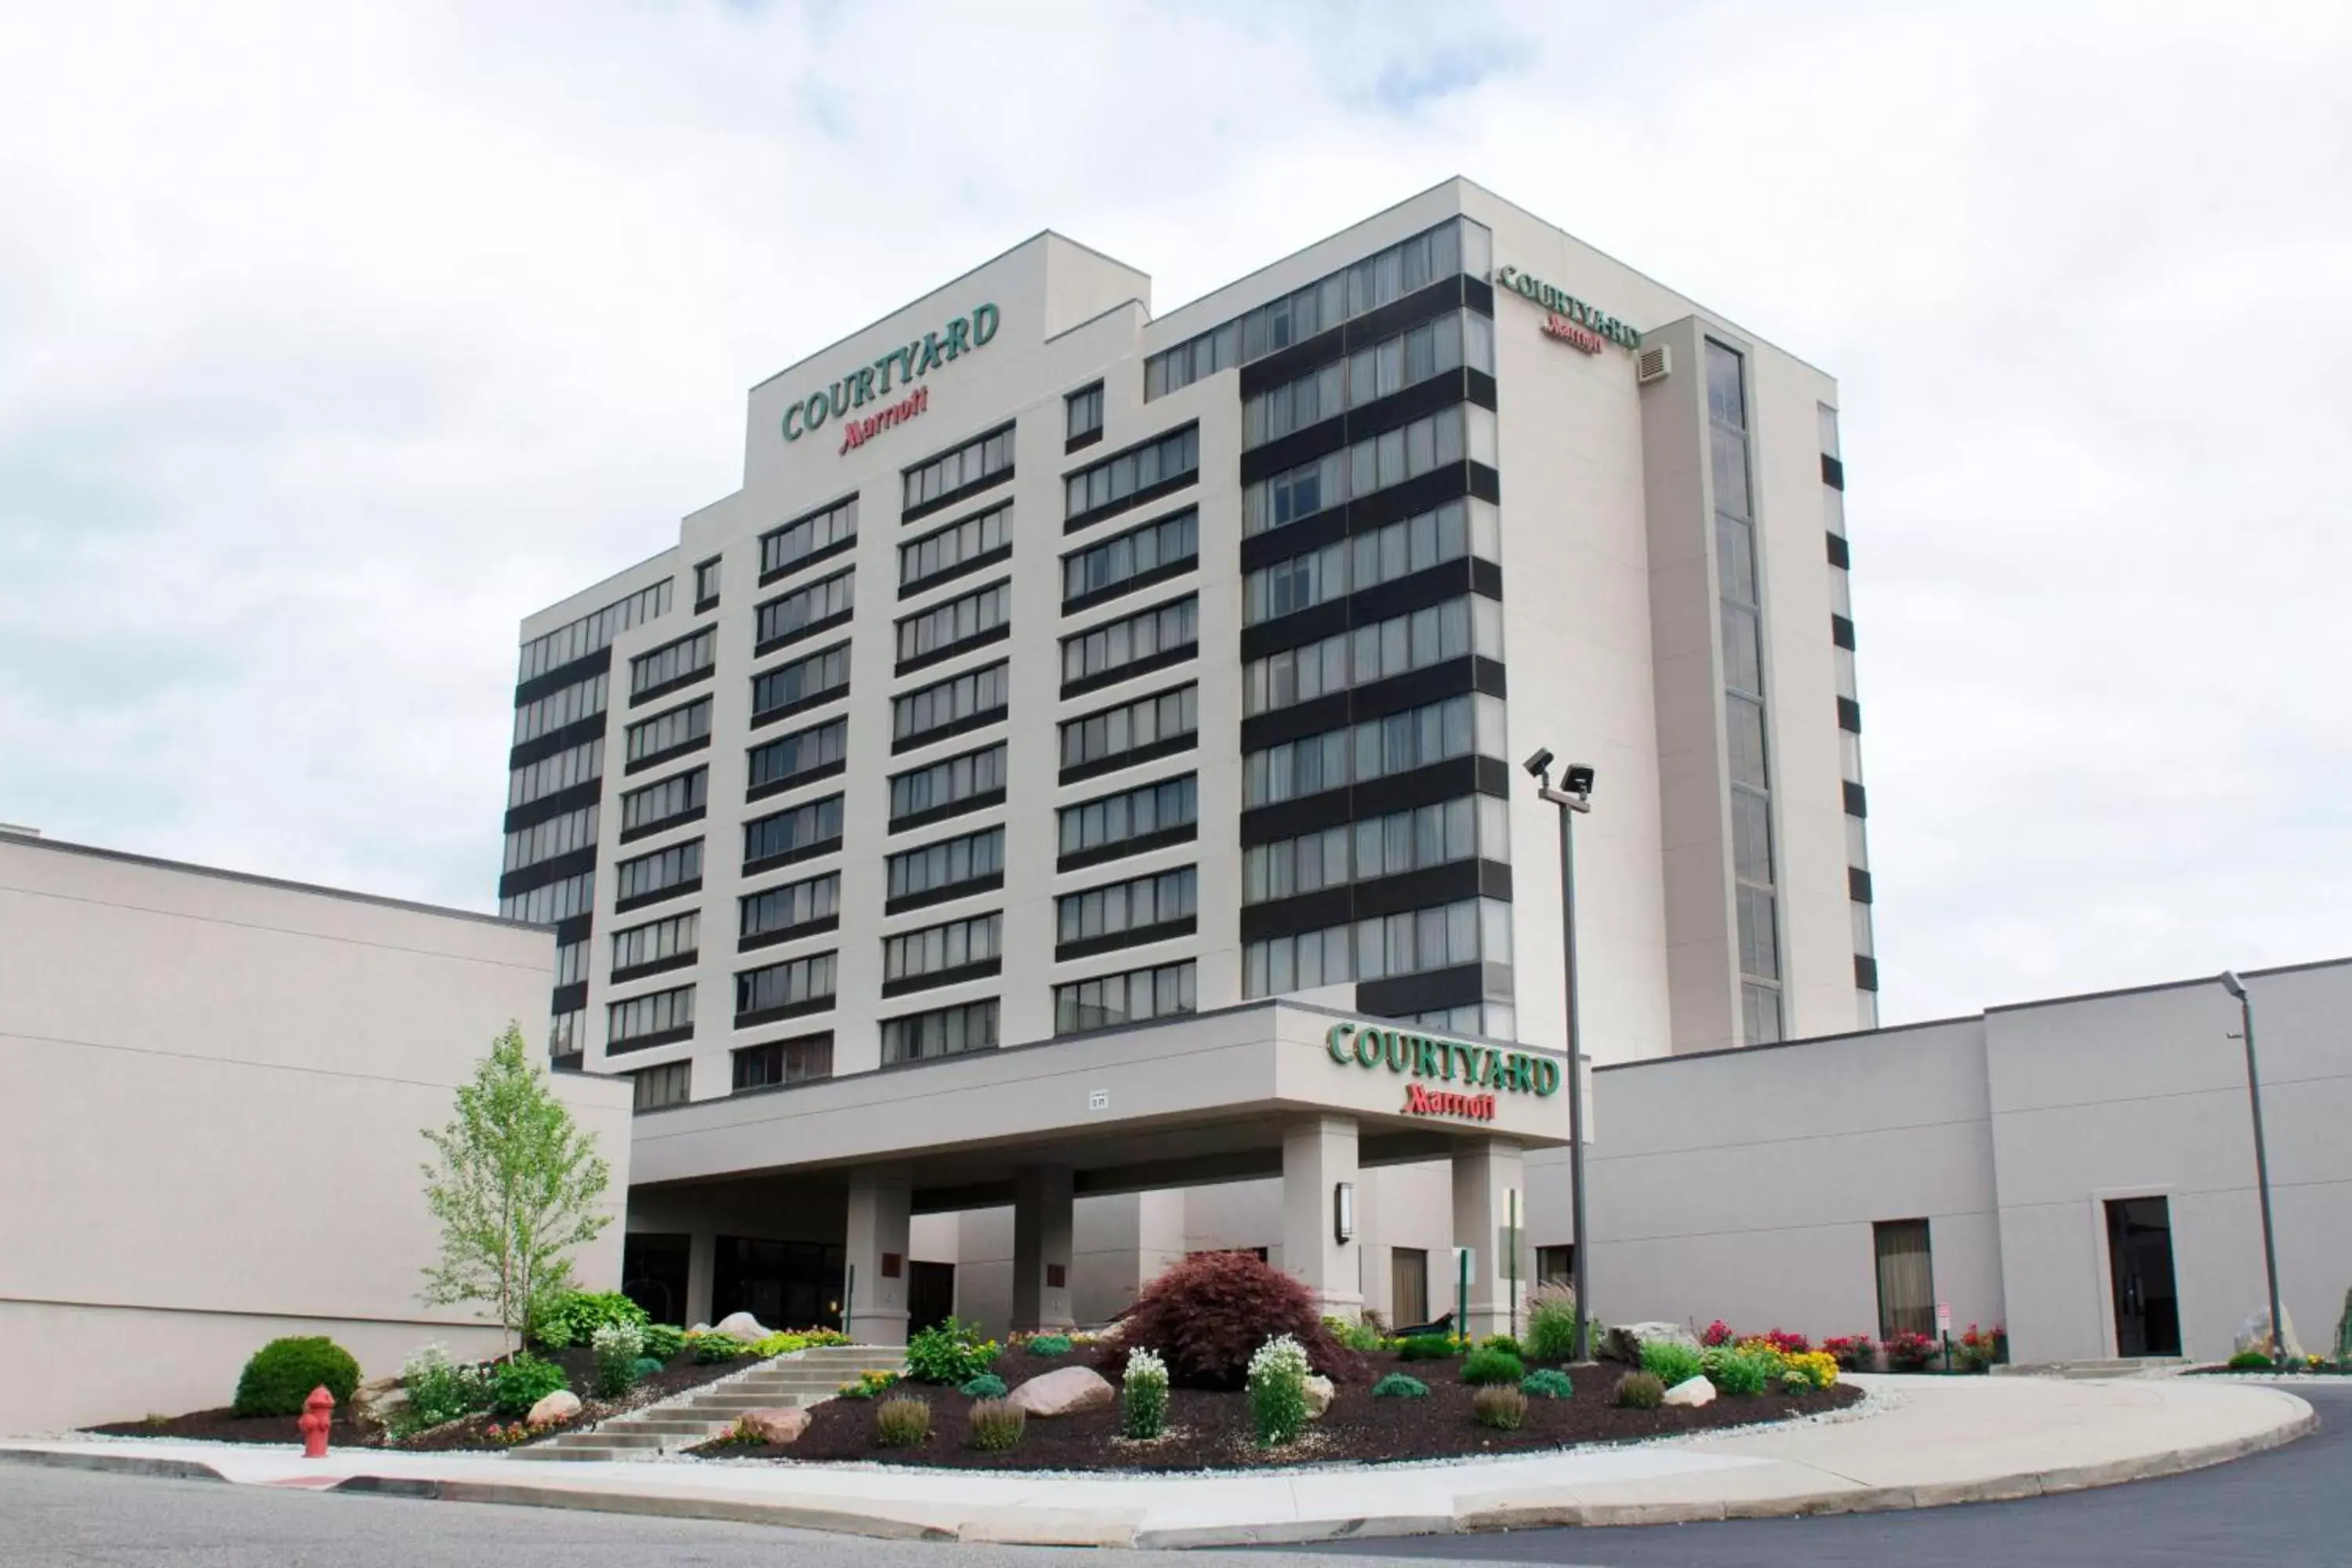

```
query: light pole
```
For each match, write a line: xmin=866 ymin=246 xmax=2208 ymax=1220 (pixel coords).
xmin=2220 ymin=970 xmax=2287 ymax=1370
xmin=1524 ymin=750 xmax=1593 ymax=1362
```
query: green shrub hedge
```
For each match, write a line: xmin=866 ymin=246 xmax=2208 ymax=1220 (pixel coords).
xmin=1461 ymin=1345 xmax=1526 ymax=1385
xmin=234 ymin=1337 xmax=361 ymax=1417
xmin=488 ymin=1353 xmax=568 ymax=1419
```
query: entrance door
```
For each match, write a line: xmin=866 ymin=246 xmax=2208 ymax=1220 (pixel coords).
xmin=1392 ymin=1247 xmax=1429 ymax=1330
xmin=2105 ymin=1197 xmax=2182 ymax=1357
xmin=907 ymin=1261 xmax=956 ymax=1338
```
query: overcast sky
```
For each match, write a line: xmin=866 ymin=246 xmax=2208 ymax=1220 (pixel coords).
xmin=2 ymin=2 xmax=2347 ymax=1024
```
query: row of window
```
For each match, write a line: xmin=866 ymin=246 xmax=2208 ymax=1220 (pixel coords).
xmin=610 ymin=983 xmax=695 ymax=1046
xmin=1243 ymin=499 xmax=1497 ymax=626
xmin=1055 ymin=866 xmax=1196 ymax=946
xmin=1064 ymin=424 xmax=1200 ymax=521
xmin=626 ymin=695 xmax=710 ymax=764
xmin=1243 ymin=404 xmax=1495 ymax=537
xmin=902 ymin=500 xmax=1010 ymax=592
xmin=752 ymin=641 xmax=849 ymax=722
xmin=517 ymin=579 xmax=671 ymax=681
xmin=1054 ymin=960 xmax=1194 ymax=1036
xmin=514 ymin=670 xmax=608 ymax=745
xmin=882 ymin=997 xmax=998 ymax=1065
xmin=1242 ymin=896 xmax=1514 ymax=998
xmin=893 ymin=659 xmax=1007 ymax=746
xmin=898 ymin=579 xmax=1010 ymax=664
xmin=757 ymin=566 xmax=855 ymax=648
xmin=748 ymin=716 xmax=848 ymax=793
xmin=1243 ymin=692 xmax=1505 ymax=808
xmin=615 ymin=838 xmax=702 ymax=904
xmin=620 ymin=766 xmax=706 ymax=836
xmin=744 ymin=793 xmax=844 ymax=866
xmin=1058 ymin=772 xmax=1196 ymax=859
xmin=1243 ymin=794 xmax=1507 ymax=906
xmin=613 ymin=909 xmax=698 ymax=973
xmin=888 ymin=742 xmax=1005 ymax=823
xmin=737 ymin=950 xmax=837 ymax=1018
xmin=888 ymin=823 xmax=1004 ymax=902
xmin=741 ymin=869 xmax=840 ymax=940
xmin=500 ymin=869 xmax=593 ymax=924
xmin=1241 ymin=310 xmax=1494 ymax=449
xmin=1060 ymin=683 xmax=1197 ymax=772
xmin=630 ymin=626 xmax=713 ymax=699
xmin=1242 ymin=594 xmax=1501 ymax=717
xmin=554 ymin=937 xmax=586 ymax=986
xmin=503 ymin=803 xmax=599 ymax=873
xmin=1062 ymin=594 xmax=1196 ymax=687
xmin=1063 ymin=507 xmax=1196 ymax=604
xmin=884 ymin=911 xmax=1001 ymax=983
xmin=1145 ymin=216 xmax=1491 ymax=400
xmin=507 ymin=736 xmax=602 ymax=809
xmin=763 ymin=495 xmax=857 ymax=580
xmin=904 ymin=424 xmax=1014 ymax=512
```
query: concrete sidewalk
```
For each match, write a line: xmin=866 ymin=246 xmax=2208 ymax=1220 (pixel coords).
xmin=0 ymin=1375 xmax=2313 ymax=1548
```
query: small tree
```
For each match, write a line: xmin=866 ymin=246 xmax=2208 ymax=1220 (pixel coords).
xmin=419 ymin=1022 xmax=612 ymax=1352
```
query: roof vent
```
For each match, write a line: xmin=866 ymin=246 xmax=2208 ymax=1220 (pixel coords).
xmin=1636 ymin=344 xmax=1672 ymax=385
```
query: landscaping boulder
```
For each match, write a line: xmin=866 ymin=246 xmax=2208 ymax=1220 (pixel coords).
xmin=528 ymin=1389 xmax=583 ymax=1425
xmin=347 ymin=1374 xmax=408 ymax=1439
xmin=1662 ymin=1375 xmax=1716 ymax=1408
xmin=1602 ymin=1321 xmax=1699 ymax=1363
xmin=736 ymin=1407 xmax=808 ymax=1445
xmin=2235 ymin=1306 xmax=2303 ymax=1361
xmin=1302 ymin=1374 xmax=1335 ymax=1419
xmin=712 ymin=1311 xmax=771 ymax=1342
xmin=1005 ymin=1366 xmax=1116 ymax=1418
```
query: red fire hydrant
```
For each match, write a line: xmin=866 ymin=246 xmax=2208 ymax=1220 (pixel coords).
xmin=299 ymin=1385 xmax=334 ymax=1459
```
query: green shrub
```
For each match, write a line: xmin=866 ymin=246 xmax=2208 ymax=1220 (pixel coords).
xmin=1247 ymin=1335 xmax=1311 ymax=1447
xmin=1397 ymin=1334 xmax=1460 ymax=1362
xmin=1526 ymin=1288 xmax=1581 ymax=1363
xmin=903 ymin=1316 xmax=1000 ymax=1385
xmin=233 ymin=1337 xmax=361 ymax=1417
xmin=1461 ymin=1346 xmax=1526 ymax=1385
xmin=966 ymin=1398 xmax=1025 ymax=1451
xmin=1708 ymin=1348 xmax=1770 ymax=1396
xmin=836 ymin=1370 xmax=900 ymax=1400
xmin=1123 ymin=1347 xmax=1170 ymax=1439
xmin=691 ymin=1334 xmax=755 ymax=1363
xmin=959 ymin=1373 xmax=1009 ymax=1399
xmin=1521 ymin=1368 xmax=1573 ymax=1400
xmin=630 ymin=1356 xmax=663 ymax=1381
xmin=1479 ymin=1334 xmax=1525 ymax=1358
xmin=2227 ymin=1348 xmax=2275 ymax=1370
xmin=1025 ymin=1334 xmax=1073 ymax=1358
xmin=488 ymin=1353 xmax=569 ymax=1419
xmin=1323 ymin=1315 xmax=1385 ymax=1353
xmin=1472 ymin=1385 xmax=1528 ymax=1430
xmin=530 ymin=1290 xmax=648 ymax=1351
xmin=1780 ymin=1370 xmax=1813 ymax=1393
xmin=1613 ymin=1370 xmax=1665 ymax=1410
xmin=1639 ymin=1340 xmax=1704 ymax=1388
xmin=639 ymin=1323 xmax=687 ymax=1361
xmin=874 ymin=1395 xmax=931 ymax=1448
xmin=399 ymin=1345 xmax=490 ymax=1429
xmin=592 ymin=1321 xmax=646 ymax=1398
xmin=1371 ymin=1372 xmax=1429 ymax=1399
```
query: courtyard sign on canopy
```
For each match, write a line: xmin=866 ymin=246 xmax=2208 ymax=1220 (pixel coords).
xmin=1491 ymin=266 xmax=1641 ymax=351
xmin=782 ymin=302 xmax=1001 ymax=450
xmin=1326 ymin=1021 xmax=1562 ymax=1100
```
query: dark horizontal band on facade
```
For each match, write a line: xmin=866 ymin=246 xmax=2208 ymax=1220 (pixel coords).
xmin=1054 ymin=916 xmax=1198 ymax=966
xmin=887 ymin=788 xmax=1005 ymax=837
xmin=898 ymin=543 xmax=1012 ymax=601
xmin=896 ymin=622 xmax=1011 ymax=678
xmin=1059 ymin=730 xmax=1197 ymax=787
xmin=1063 ymin=470 xmax=1196 ymax=536
xmin=554 ymin=914 xmax=593 ymax=946
xmin=1240 ymin=753 xmax=1510 ymax=848
xmin=510 ymin=713 xmax=609 ymax=773
xmin=1058 ymin=822 xmax=1197 ymax=874
xmin=745 ymin=759 xmax=845 ymax=805
xmin=752 ymin=608 xmax=855 ymax=662
xmin=617 ymin=805 xmax=705 ymax=846
xmin=1238 ymin=370 xmax=1497 ymax=488
xmin=742 ymin=837 xmax=843 ymax=880
xmin=1060 ymin=553 xmax=1199 ymax=619
xmin=757 ymin=532 xmax=857 ymax=590
xmin=1356 ymin=960 xmax=1498 ymax=1020
xmin=1060 ymin=642 xmax=1196 ymax=702
xmin=1240 ymin=558 xmax=1501 ymax=663
xmin=613 ymin=877 xmax=702 ymax=916
xmin=627 ymin=664 xmax=713 ymax=710
xmin=499 ymin=847 xmax=597 ymax=901
xmin=611 ymin=950 xmax=698 ymax=986
xmin=624 ymin=734 xmax=710 ymax=778
xmin=735 ymin=996 xmax=837 ymax=1032
xmin=750 ymin=687 xmax=850 ymax=731
xmin=504 ymin=779 xmax=603 ymax=835
xmin=891 ymin=706 xmax=1007 ymax=756
xmin=1237 ymin=655 xmax=1503 ymax=756
xmin=1237 ymin=273 xmax=1492 ymax=401
xmin=1234 ymin=462 xmax=1501 ymax=576
xmin=604 ymin=1024 xmax=694 ymax=1057
xmin=550 ymin=981 xmax=587 ymax=1015
xmin=512 ymin=646 xmax=614 ymax=710
xmin=881 ymin=957 xmax=1004 ymax=999
xmin=736 ymin=915 xmax=840 ymax=955
xmin=885 ymin=871 xmax=1004 ymax=917
xmin=900 ymin=465 xmax=1014 ymax=528
xmin=1239 ymin=858 xmax=1512 ymax=946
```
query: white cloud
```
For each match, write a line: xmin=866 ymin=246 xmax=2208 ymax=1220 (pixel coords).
xmin=1 ymin=0 xmax=2346 ymax=1023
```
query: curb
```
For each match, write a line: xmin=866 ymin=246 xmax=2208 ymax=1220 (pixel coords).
xmin=329 ymin=1475 xmax=961 ymax=1541
xmin=0 ymin=1447 xmax=230 ymax=1486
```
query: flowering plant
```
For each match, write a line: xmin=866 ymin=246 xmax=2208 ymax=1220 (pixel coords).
xmin=1122 ymin=1346 xmax=1170 ymax=1439
xmin=836 ymin=1369 xmax=902 ymax=1399
xmin=481 ymin=1416 xmax=557 ymax=1446
xmin=1822 ymin=1334 xmax=1878 ymax=1371
xmin=1246 ymin=1335 xmax=1312 ymax=1446
xmin=1884 ymin=1330 xmax=1939 ymax=1370
xmin=1955 ymin=1323 xmax=2003 ymax=1372
xmin=1749 ymin=1328 xmax=1812 ymax=1356
xmin=1781 ymin=1350 xmax=1839 ymax=1389
xmin=1700 ymin=1319 xmax=1734 ymax=1347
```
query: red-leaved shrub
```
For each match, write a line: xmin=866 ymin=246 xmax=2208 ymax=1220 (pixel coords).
xmin=1102 ymin=1250 xmax=1362 ymax=1389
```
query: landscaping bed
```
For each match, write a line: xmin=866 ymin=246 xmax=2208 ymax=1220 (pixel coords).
xmin=693 ymin=1344 xmax=1861 ymax=1472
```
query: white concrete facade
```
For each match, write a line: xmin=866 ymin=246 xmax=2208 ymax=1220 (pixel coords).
xmin=0 ymin=832 xmax=631 ymax=1436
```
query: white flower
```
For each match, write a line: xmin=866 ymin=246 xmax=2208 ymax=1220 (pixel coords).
xmin=590 ymin=1321 xmax=644 ymax=1359
xmin=1124 ymin=1347 xmax=1169 ymax=1389
xmin=1247 ymin=1334 xmax=1310 ymax=1384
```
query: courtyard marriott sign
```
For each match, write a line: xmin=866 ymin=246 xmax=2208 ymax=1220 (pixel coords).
xmin=1490 ymin=265 xmax=1641 ymax=352
xmin=781 ymin=302 xmax=1001 ymax=452
xmin=1326 ymin=1021 xmax=1561 ymax=1124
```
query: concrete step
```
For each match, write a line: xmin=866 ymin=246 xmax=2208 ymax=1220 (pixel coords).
xmin=601 ymin=1418 xmax=741 ymax=1436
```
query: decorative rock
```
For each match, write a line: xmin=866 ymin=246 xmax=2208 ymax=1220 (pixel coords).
xmin=1301 ymin=1374 xmax=1335 ymax=1419
xmin=527 ymin=1389 xmax=583 ymax=1425
xmin=2235 ymin=1307 xmax=2303 ymax=1361
xmin=712 ymin=1311 xmax=771 ymax=1342
xmin=736 ymin=1406 xmax=809 ymax=1444
xmin=1662 ymin=1374 xmax=1716 ymax=1408
xmin=347 ymin=1374 xmax=408 ymax=1440
xmin=1004 ymin=1366 xmax=1116 ymax=1418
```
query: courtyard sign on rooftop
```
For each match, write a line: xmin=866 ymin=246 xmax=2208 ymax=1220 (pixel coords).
xmin=1491 ymin=266 xmax=1641 ymax=351
xmin=782 ymin=302 xmax=1001 ymax=449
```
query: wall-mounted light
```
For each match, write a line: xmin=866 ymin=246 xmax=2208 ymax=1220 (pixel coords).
xmin=1334 ymin=1181 xmax=1356 ymax=1245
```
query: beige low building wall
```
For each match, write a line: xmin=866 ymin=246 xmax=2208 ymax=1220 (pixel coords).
xmin=0 ymin=835 xmax=631 ymax=1435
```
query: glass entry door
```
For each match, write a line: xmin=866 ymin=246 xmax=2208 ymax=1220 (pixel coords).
xmin=2105 ymin=1197 xmax=2182 ymax=1357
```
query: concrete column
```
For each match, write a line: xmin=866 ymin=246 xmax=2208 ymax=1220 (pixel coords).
xmin=685 ymin=1230 xmax=717 ymax=1329
xmin=844 ymin=1164 xmax=913 ymax=1346
xmin=1282 ymin=1114 xmax=1363 ymax=1320
xmin=1011 ymin=1164 xmax=1076 ymax=1332
xmin=1451 ymin=1138 xmax=1527 ymax=1341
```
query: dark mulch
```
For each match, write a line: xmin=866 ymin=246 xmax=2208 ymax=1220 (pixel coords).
xmin=85 ymin=1410 xmax=368 ymax=1446
xmin=693 ymin=1347 xmax=1862 ymax=1472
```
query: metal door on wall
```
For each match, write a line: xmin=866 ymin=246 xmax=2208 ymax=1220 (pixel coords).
xmin=1392 ymin=1247 xmax=1428 ymax=1328
xmin=907 ymin=1261 xmax=956 ymax=1338
xmin=2105 ymin=1196 xmax=2182 ymax=1357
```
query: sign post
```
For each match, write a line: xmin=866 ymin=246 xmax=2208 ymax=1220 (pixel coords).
xmin=1936 ymin=1301 xmax=1952 ymax=1372
xmin=1456 ymin=1247 xmax=1472 ymax=1345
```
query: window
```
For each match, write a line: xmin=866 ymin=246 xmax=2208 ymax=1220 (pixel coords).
xmin=1403 ymin=1001 xmax=1515 ymax=1038
xmin=1243 ymin=500 xmax=1495 ymax=626
xmin=1737 ymin=886 xmax=1780 ymax=980
xmin=739 ymin=871 xmax=841 ymax=942
xmin=1145 ymin=217 xmax=1488 ymax=400
xmin=750 ymin=641 xmax=850 ymax=724
xmin=1065 ymin=382 xmax=1103 ymax=443
xmin=735 ymin=950 xmax=837 ymax=1021
xmin=694 ymin=555 xmax=722 ymax=607
xmin=754 ymin=567 xmax=855 ymax=652
xmin=513 ymin=671 xmax=608 ymax=745
xmin=1064 ymin=424 xmax=1199 ymax=522
xmin=887 ymin=741 xmax=1006 ymax=825
xmin=1711 ymin=338 xmax=1780 ymax=1047
xmin=626 ymin=695 xmax=710 ymax=766
xmin=500 ymin=869 xmax=593 ymax=924
xmin=1062 ymin=508 xmax=1197 ymax=607
xmin=1243 ymin=796 xmax=1504 ymax=904
xmin=1536 ymin=1245 xmax=1573 ymax=1288
xmin=615 ymin=838 xmax=702 ymax=906
xmin=883 ymin=912 xmax=1002 ymax=985
xmin=554 ymin=938 xmax=586 ymax=987
xmin=760 ymin=495 xmax=857 ymax=581
xmin=1058 ymin=774 xmax=1197 ymax=862
xmin=1732 ymin=789 xmax=1773 ymax=886
xmin=733 ymin=1033 xmax=833 ymax=1091
xmin=631 ymin=1060 xmax=692 ymax=1112
xmin=893 ymin=659 xmax=1007 ymax=750
xmin=630 ymin=626 xmax=715 ymax=700
xmin=746 ymin=716 xmax=848 ymax=797
xmin=507 ymin=737 xmax=603 ymax=808
xmin=903 ymin=423 xmax=1014 ymax=513
xmin=1242 ymin=897 xmax=1513 ymax=998
xmin=1059 ymin=683 xmax=1198 ymax=776
xmin=880 ymin=998 xmax=1000 ymax=1065
xmin=503 ymin=804 xmax=597 ymax=872
xmin=1061 ymin=594 xmax=1197 ymax=688
xmin=549 ymin=1007 xmax=584 ymax=1055
xmin=1054 ymin=960 xmax=1195 ymax=1035
xmin=1055 ymin=866 xmax=1196 ymax=949
xmin=608 ymin=984 xmax=695 ymax=1050
xmin=620 ymin=767 xmax=706 ymax=837
xmin=742 ymin=793 xmax=844 ymax=869
xmin=895 ymin=579 xmax=1010 ymax=667
xmin=886 ymin=825 xmax=1004 ymax=903
xmin=1741 ymin=981 xmax=1783 ymax=1046
xmin=612 ymin=910 xmax=699 ymax=975
xmin=517 ymin=579 xmax=672 ymax=681
xmin=1242 ymin=694 xmax=1504 ymax=808
xmin=1242 ymin=596 xmax=1500 ymax=715
xmin=900 ymin=500 xmax=1011 ymax=591
xmin=1874 ymin=1219 xmax=1935 ymax=1338
xmin=1241 ymin=310 xmax=1493 ymax=448
xmin=1242 ymin=405 xmax=1490 ymax=537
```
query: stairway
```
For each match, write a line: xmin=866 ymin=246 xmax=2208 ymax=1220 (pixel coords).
xmin=529 ymin=1344 xmax=890 ymax=1461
